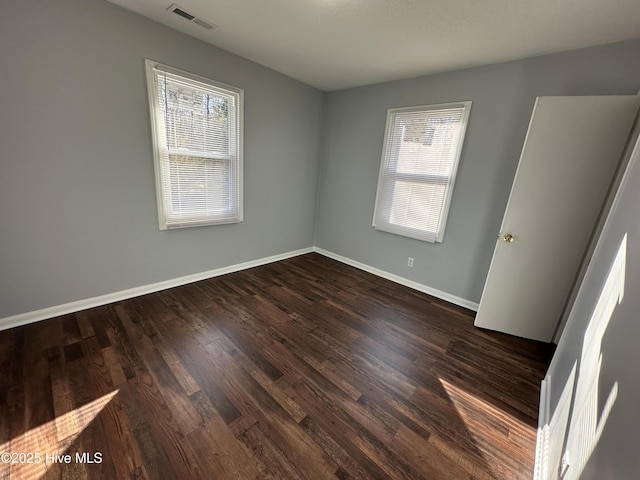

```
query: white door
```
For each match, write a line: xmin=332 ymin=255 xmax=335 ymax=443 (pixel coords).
xmin=475 ymin=96 xmax=639 ymax=342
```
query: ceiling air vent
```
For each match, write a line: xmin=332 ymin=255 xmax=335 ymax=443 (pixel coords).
xmin=166 ymin=4 xmax=217 ymax=31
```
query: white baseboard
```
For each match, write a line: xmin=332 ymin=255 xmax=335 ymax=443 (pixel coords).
xmin=0 ymin=247 xmax=313 ymax=332
xmin=0 ymin=245 xmax=478 ymax=332
xmin=313 ymin=247 xmax=479 ymax=311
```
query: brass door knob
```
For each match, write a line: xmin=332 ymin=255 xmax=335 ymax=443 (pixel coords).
xmin=502 ymin=233 xmax=515 ymax=243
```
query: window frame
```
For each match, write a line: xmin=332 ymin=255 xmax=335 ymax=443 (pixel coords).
xmin=145 ymin=59 xmax=244 ymax=230
xmin=372 ymin=101 xmax=472 ymax=243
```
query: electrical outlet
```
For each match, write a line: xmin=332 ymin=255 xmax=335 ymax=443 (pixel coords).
xmin=407 ymin=257 xmax=414 ymax=267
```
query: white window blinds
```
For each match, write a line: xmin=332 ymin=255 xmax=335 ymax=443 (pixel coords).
xmin=372 ymin=102 xmax=471 ymax=242
xmin=145 ymin=60 xmax=243 ymax=230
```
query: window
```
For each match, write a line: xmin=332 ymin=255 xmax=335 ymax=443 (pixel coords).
xmin=372 ymin=102 xmax=471 ymax=243
xmin=145 ymin=60 xmax=243 ymax=230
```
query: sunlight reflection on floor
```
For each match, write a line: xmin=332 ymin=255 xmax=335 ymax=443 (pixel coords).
xmin=0 ymin=390 xmax=118 ymax=480
xmin=439 ymin=377 xmax=536 ymax=480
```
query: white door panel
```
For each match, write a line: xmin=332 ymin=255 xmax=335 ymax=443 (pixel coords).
xmin=475 ymin=96 xmax=639 ymax=342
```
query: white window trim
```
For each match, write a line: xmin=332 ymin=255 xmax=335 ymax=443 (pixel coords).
xmin=372 ymin=101 xmax=471 ymax=243
xmin=145 ymin=59 xmax=244 ymax=230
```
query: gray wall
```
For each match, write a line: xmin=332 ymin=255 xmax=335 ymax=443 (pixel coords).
xmin=0 ymin=0 xmax=324 ymax=318
xmin=315 ymin=39 xmax=640 ymax=304
xmin=544 ymin=129 xmax=640 ymax=478
xmin=2 ymin=0 xmax=640 ymax=321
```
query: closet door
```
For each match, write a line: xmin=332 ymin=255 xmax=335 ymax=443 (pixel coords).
xmin=475 ymin=95 xmax=639 ymax=342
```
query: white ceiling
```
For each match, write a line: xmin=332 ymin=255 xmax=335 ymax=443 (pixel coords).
xmin=106 ymin=0 xmax=640 ymax=91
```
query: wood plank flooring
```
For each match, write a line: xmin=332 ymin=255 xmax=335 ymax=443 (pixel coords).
xmin=0 ymin=253 xmax=554 ymax=479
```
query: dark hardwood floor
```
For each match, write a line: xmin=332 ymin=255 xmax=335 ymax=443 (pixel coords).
xmin=0 ymin=253 xmax=554 ymax=479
